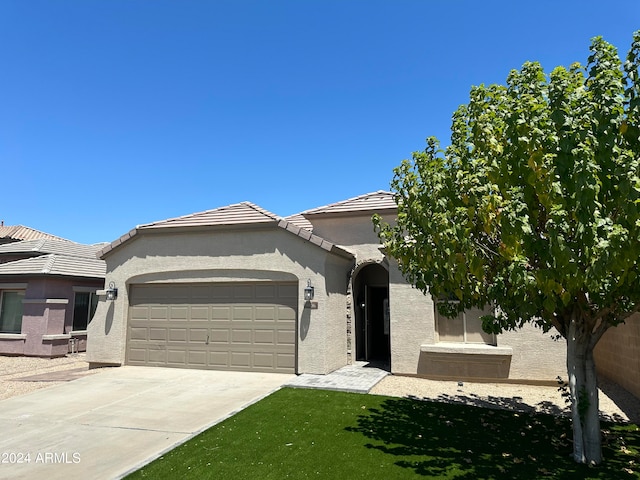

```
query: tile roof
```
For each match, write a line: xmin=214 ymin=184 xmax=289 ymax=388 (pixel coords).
xmin=283 ymin=213 xmax=314 ymax=232
xmin=300 ymin=191 xmax=396 ymax=216
xmin=276 ymin=219 xmax=352 ymax=258
xmin=0 ymin=239 xmax=103 ymax=259
xmin=99 ymin=202 xmax=354 ymax=260
xmin=138 ymin=202 xmax=280 ymax=230
xmin=0 ymin=254 xmax=106 ymax=278
xmin=0 ymin=225 xmax=71 ymax=242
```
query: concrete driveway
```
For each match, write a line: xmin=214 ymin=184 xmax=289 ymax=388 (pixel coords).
xmin=0 ymin=366 xmax=292 ymax=480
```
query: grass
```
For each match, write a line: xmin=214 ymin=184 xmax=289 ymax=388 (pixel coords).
xmin=126 ymin=387 xmax=639 ymax=479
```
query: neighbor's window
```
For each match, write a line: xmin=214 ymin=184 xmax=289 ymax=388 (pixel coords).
xmin=436 ymin=303 xmax=496 ymax=345
xmin=73 ymin=291 xmax=98 ymax=331
xmin=0 ymin=290 xmax=25 ymax=334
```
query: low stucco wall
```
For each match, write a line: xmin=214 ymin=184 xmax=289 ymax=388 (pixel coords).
xmin=0 ymin=336 xmax=26 ymax=355
xmin=595 ymin=314 xmax=640 ymax=400
xmin=87 ymin=227 xmax=353 ymax=375
xmin=415 ymin=322 xmax=565 ymax=384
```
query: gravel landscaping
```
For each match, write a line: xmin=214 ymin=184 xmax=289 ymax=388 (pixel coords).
xmin=371 ymin=375 xmax=640 ymax=424
xmin=1 ymin=354 xmax=638 ymax=424
xmin=0 ymin=353 xmax=97 ymax=400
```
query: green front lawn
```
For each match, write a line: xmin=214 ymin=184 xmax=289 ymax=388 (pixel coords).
xmin=126 ymin=387 xmax=639 ymax=479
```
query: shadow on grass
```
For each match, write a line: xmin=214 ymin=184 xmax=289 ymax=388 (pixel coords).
xmin=428 ymin=391 xmax=568 ymax=416
xmin=348 ymin=396 xmax=640 ymax=479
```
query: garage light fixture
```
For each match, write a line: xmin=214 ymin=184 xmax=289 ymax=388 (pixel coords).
xmin=304 ymin=279 xmax=314 ymax=301
xmin=106 ymin=281 xmax=118 ymax=301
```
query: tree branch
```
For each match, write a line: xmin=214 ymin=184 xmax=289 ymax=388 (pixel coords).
xmin=589 ymin=317 xmax=612 ymax=350
xmin=551 ymin=313 xmax=566 ymax=338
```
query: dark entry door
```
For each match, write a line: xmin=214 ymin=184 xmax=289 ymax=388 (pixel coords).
xmin=365 ymin=285 xmax=390 ymax=362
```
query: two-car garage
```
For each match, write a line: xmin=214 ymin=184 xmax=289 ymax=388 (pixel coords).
xmin=88 ymin=201 xmax=357 ymax=375
xmin=126 ymin=282 xmax=297 ymax=374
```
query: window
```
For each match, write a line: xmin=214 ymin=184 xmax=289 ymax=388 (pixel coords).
xmin=436 ymin=304 xmax=495 ymax=345
xmin=0 ymin=291 xmax=25 ymax=334
xmin=73 ymin=291 xmax=98 ymax=331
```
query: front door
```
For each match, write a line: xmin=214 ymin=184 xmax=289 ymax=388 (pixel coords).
xmin=353 ymin=262 xmax=390 ymax=365
xmin=365 ymin=285 xmax=390 ymax=362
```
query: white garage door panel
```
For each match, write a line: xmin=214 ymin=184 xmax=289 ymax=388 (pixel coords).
xmin=126 ymin=282 xmax=297 ymax=373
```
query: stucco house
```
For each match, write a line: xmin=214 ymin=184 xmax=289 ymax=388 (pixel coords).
xmin=87 ymin=191 xmax=566 ymax=383
xmin=0 ymin=238 xmax=106 ymax=357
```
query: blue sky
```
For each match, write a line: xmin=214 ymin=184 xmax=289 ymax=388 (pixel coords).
xmin=1 ymin=1 xmax=638 ymax=244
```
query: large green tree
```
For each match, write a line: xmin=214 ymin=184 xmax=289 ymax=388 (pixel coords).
xmin=374 ymin=32 xmax=640 ymax=465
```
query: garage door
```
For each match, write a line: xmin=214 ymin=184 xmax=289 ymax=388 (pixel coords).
xmin=126 ymin=282 xmax=297 ymax=373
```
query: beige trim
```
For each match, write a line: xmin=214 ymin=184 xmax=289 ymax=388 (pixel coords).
xmin=421 ymin=343 xmax=513 ymax=356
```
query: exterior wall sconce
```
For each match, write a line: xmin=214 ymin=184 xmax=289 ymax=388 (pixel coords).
xmin=106 ymin=281 xmax=118 ymax=301
xmin=303 ymin=279 xmax=315 ymax=301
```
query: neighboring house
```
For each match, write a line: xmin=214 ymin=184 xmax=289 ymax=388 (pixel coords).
xmin=87 ymin=191 xmax=567 ymax=383
xmin=0 ymin=223 xmax=71 ymax=245
xmin=0 ymin=239 xmax=106 ymax=357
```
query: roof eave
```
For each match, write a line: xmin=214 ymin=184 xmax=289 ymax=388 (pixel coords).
xmin=277 ymin=220 xmax=354 ymax=260
xmin=0 ymin=272 xmax=105 ymax=280
xmin=98 ymin=228 xmax=139 ymax=259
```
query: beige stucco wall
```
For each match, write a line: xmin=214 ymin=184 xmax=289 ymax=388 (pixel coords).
xmin=308 ymin=214 xmax=391 ymax=259
xmin=323 ymin=254 xmax=351 ymax=373
xmin=594 ymin=314 xmax=640 ymax=400
xmin=308 ymin=213 xmax=566 ymax=382
xmin=388 ymin=263 xmax=436 ymax=375
xmin=497 ymin=324 xmax=566 ymax=383
xmin=87 ymin=227 xmax=353 ymax=375
xmin=309 ymin=214 xmax=438 ymax=376
xmin=386 ymin=261 xmax=566 ymax=383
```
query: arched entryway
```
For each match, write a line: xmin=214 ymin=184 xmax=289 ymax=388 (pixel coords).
xmin=353 ymin=263 xmax=390 ymax=367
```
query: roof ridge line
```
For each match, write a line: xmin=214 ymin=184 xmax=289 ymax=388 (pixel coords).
xmin=139 ymin=201 xmax=262 ymax=228
xmin=41 ymin=254 xmax=56 ymax=274
xmin=32 ymin=239 xmax=47 ymax=252
xmin=299 ymin=190 xmax=395 ymax=215
xmin=242 ymin=202 xmax=282 ymax=221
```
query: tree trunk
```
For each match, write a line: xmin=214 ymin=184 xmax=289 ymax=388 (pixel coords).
xmin=566 ymin=313 xmax=602 ymax=464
